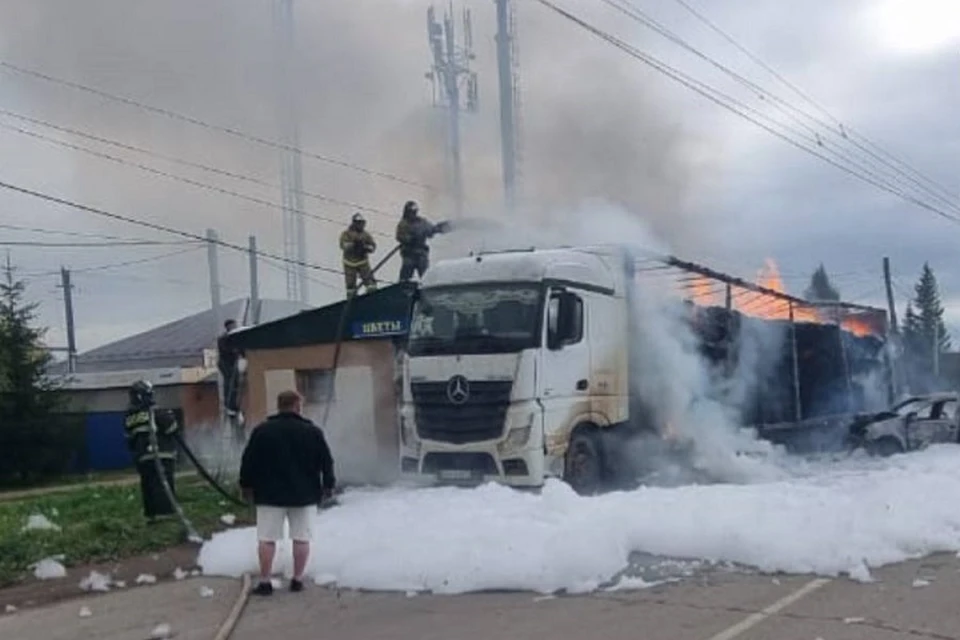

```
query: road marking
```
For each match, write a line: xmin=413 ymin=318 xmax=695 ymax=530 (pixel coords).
xmin=704 ymin=577 xmax=831 ymax=640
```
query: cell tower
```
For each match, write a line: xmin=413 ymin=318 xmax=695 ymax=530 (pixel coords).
xmin=425 ymin=2 xmax=479 ymax=218
xmin=494 ymin=0 xmax=523 ymax=214
xmin=273 ymin=0 xmax=308 ymax=303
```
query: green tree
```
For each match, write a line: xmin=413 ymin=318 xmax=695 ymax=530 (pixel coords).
xmin=902 ymin=263 xmax=950 ymax=375
xmin=0 ymin=257 xmax=78 ymax=485
xmin=804 ymin=263 xmax=841 ymax=302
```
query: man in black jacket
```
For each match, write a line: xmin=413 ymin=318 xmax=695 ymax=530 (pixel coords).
xmin=239 ymin=390 xmax=336 ymax=595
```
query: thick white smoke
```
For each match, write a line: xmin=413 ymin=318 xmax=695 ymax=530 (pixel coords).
xmin=440 ymin=201 xmax=794 ymax=485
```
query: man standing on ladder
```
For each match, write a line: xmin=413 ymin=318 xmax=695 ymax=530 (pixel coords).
xmin=339 ymin=213 xmax=378 ymax=297
xmin=396 ymin=200 xmax=449 ymax=282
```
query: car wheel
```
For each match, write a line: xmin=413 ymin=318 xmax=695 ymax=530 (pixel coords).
xmin=866 ymin=437 xmax=903 ymax=457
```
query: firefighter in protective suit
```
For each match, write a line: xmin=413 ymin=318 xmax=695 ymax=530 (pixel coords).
xmin=124 ymin=380 xmax=180 ymax=522
xmin=339 ymin=213 xmax=377 ymax=297
xmin=395 ymin=200 xmax=449 ymax=282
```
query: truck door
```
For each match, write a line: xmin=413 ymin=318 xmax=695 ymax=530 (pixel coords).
xmin=540 ymin=287 xmax=592 ymax=451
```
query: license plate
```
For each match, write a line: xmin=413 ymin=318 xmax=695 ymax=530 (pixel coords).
xmin=438 ymin=469 xmax=474 ymax=481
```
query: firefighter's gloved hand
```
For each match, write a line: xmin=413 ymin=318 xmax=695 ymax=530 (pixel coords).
xmin=434 ymin=220 xmax=452 ymax=234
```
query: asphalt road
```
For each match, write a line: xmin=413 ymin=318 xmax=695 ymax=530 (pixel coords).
xmin=233 ymin=554 xmax=960 ymax=640
xmin=5 ymin=554 xmax=960 ymax=639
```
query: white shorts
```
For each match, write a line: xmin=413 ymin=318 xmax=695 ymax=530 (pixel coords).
xmin=255 ymin=505 xmax=315 ymax=542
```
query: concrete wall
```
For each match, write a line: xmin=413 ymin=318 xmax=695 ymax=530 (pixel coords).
xmin=244 ymin=340 xmax=400 ymax=485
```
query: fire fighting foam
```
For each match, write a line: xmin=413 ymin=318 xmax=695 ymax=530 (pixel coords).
xmin=198 ymin=445 xmax=960 ymax=594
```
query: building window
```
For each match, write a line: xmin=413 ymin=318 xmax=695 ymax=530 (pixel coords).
xmin=296 ymin=369 xmax=335 ymax=406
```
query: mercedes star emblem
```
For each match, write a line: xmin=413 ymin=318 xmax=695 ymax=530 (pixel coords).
xmin=446 ymin=375 xmax=470 ymax=405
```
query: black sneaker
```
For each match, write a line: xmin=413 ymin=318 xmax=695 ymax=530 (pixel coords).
xmin=290 ymin=579 xmax=304 ymax=593
xmin=252 ymin=581 xmax=273 ymax=596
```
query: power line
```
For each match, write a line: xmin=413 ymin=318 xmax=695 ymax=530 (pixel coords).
xmin=0 ymin=240 xmax=194 ymax=248
xmin=0 ymin=177 xmax=348 ymax=278
xmin=25 ymin=246 xmax=204 ymax=277
xmin=0 ymin=222 xmax=189 ymax=244
xmin=0 ymin=60 xmax=438 ymax=193
xmin=667 ymin=0 xmax=959 ymax=206
xmin=0 ymin=107 xmax=395 ymax=219
xmin=0 ymin=120 xmax=395 ymax=240
xmin=600 ymin=0 xmax=960 ymax=215
xmin=532 ymin=0 xmax=960 ymax=226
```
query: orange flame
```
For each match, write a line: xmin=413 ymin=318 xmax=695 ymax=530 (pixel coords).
xmin=684 ymin=258 xmax=883 ymax=337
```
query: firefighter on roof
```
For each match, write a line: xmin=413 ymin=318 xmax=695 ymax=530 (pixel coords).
xmin=124 ymin=380 xmax=180 ymax=522
xmin=339 ymin=212 xmax=377 ymax=297
xmin=395 ymin=200 xmax=449 ymax=282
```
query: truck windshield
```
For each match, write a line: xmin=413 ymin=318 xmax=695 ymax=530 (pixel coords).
xmin=407 ymin=284 xmax=542 ymax=356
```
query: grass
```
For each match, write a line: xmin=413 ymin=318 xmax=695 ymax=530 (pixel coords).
xmin=0 ymin=478 xmax=254 ymax=588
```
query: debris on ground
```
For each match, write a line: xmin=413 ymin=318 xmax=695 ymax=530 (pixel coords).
xmin=22 ymin=513 xmax=61 ymax=533
xmin=4 ymin=604 xmax=17 ymax=614
xmin=136 ymin=574 xmax=158 ymax=585
xmin=844 ymin=617 xmax=866 ymax=624
xmin=912 ymin=578 xmax=932 ymax=588
xmin=173 ymin=567 xmax=187 ymax=581
xmin=79 ymin=571 xmax=112 ymax=592
xmin=199 ymin=585 xmax=215 ymax=598
xmin=220 ymin=514 xmax=236 ymax=526
xmin=148 ymin=622 xmax=173 ymax=639
xmin=32 ymin=557 xmax=67 ymax=580
xmin=78 ymin=606 xmax=92 ymax=618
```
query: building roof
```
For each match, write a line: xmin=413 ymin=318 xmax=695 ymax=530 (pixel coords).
xmin=64 ymin=297 xmax=308 ymax=373
xmin=226 ymin=284 xmax=417 ymax=351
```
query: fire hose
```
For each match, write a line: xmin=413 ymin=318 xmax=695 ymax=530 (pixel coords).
xmin=157 ymin=226 xmax=451 ymax=543
xmin=318 ymin=221 xmax=453 ymax=428
xmin=147 ymin=410 xmax=203 ymax=543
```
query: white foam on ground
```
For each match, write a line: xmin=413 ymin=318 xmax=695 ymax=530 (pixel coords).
xmin=22 ymin=514 xmax=60 ymax=532
xmin=198 ymin=446 xmax=960 ymax=594
xmin=32 ymin=558 xmax=67 ymax=580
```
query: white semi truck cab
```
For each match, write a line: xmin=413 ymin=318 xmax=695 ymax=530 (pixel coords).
xmin=398 ymin=245 xmax=642 ymax=493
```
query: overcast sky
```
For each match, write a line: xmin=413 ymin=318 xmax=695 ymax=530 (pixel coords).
xmin=0 ymin=0 xmax=957 ymax=353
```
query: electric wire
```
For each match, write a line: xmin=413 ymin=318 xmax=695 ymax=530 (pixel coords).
xmin=0 ymin=121 xmax=395 ymax=240
xmin=602 ymin=0 xmax=960 ymax=214
xmin=0 ymin=222 xmax=191 ymax=245
xmin=532 ymin=0 xmax=960 ymax=225
xmin=0 ymin=60 xmax=438 ymax=193
xmin=0 ymin=107 xmax=395 ymax=219
xmin=667 ymin=0 xmax=959 ymax=205
xmin=0 ymin=178 xmax=349 ymax=278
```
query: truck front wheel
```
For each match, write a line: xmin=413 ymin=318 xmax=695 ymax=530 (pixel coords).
xmin=564 ymin=428 xmax=604 ymax=496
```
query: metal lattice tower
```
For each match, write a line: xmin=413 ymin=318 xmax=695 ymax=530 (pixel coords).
xmin=274 ymin=0 xmax=308 ymax=303
xmin=494 ymin=0 xmax=523 ymax=214
xmin=426 ymin=2 xmax=479 ymax=218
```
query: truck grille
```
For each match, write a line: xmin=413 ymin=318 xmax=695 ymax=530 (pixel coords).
xmin=412 ymin=380 xmax=512 ymax=444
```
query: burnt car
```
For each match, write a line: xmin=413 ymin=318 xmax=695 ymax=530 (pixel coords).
xmin=847 ymin=393 xmax=960 ymax=456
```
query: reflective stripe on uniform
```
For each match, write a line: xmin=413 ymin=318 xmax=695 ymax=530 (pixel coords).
xmin=343 ymin=258 xmax=371 ymax=268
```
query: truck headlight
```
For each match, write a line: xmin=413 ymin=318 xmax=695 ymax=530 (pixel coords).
xmin=501 ymin=414 xmax=534 ymax=451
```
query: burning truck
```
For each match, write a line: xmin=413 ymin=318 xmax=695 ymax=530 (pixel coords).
xmin=397 ymin=245 xmax=892 ymax=494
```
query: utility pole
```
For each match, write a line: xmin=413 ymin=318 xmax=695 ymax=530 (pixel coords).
xmin=882 ymin=256 xmax=902 ymax=400
xmin=494 ymin=0 xmax=519 ymax=214
xmin=206 ymin=229 xmax=222 ymax=333
xmin=883 ymin=257 xmax=898 ymax=333
xmin=59 ymin=267 xmax=77 ymax=374
xmin=248 ymin=235 xmax=260 ymax=325
xmin=933 ymin=321 xmax=940 ymax=379
xmin=426 ymin=2 xmax=478 ymax=218
xmin=274 ymin=0 xmax=308 ymax=304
